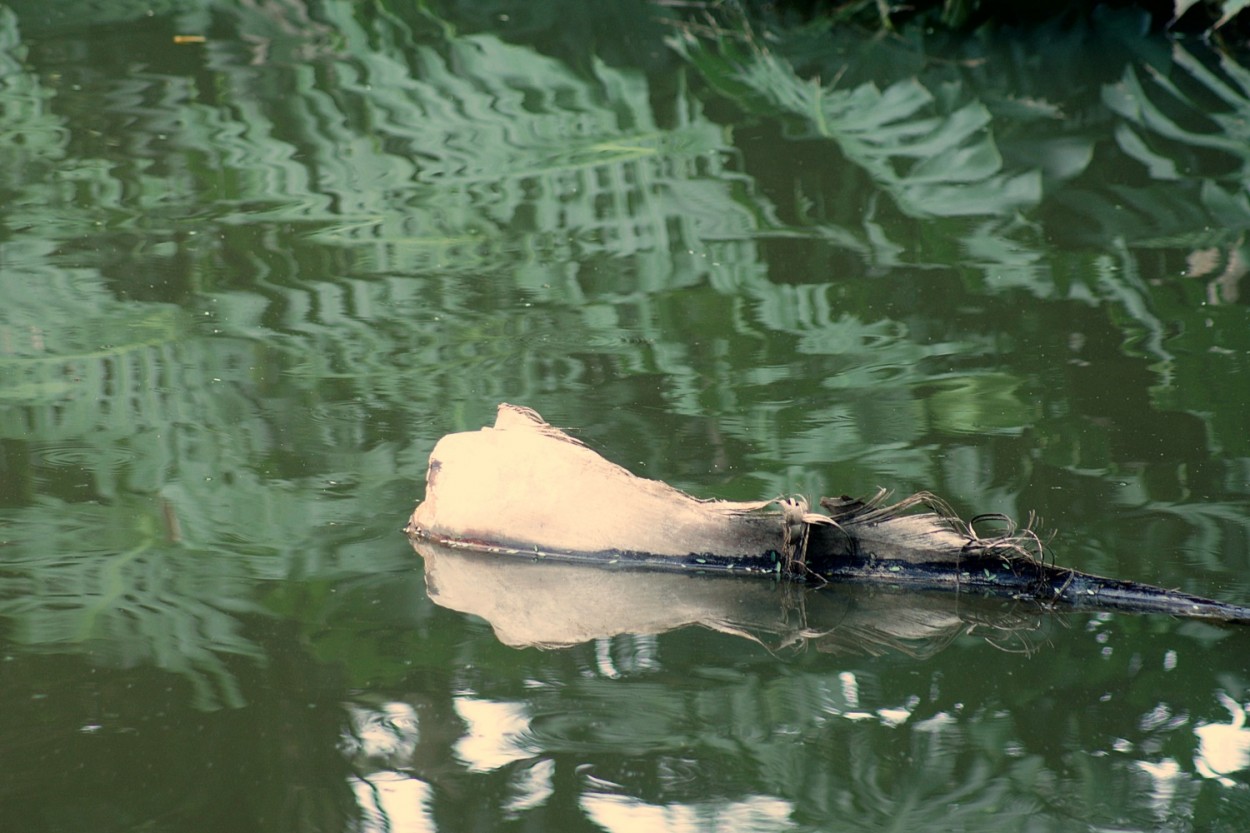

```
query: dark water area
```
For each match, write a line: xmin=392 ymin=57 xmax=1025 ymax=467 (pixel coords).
xmin=2 ymin=1 xmax=1250 ymax=830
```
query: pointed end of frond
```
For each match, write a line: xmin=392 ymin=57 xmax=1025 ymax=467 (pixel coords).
xmin=817 ymin=489 xmax=1050 ymax=567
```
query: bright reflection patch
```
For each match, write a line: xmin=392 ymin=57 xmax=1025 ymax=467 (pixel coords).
xmin=506 ymin=758 xmax=555 ymax=816
xmin=582 ymin=793 xmax=795 ymax=833
xmin=351 ymin=771 xmax=436 ymax=833
xmin=1135 ymin=758 xmax=1182 ymax=821
xmin=341 ymin=701 xmax=435 ymax=832
xmin=453 ymin=696 xmax=536 ymax=772
xmin=1194 ymin=692 xmax=1250 ymax=786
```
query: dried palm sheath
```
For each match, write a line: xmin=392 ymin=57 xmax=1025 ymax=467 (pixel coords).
xmin=405 ymin=404 xmax=1250 ymax=624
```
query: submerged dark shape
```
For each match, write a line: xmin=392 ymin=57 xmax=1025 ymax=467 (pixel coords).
xmin=405 ymin=404 xmax=1250 ymax=625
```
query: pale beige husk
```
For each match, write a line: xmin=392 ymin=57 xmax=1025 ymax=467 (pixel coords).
xmin=407 ymin=403 xmax=783 ymax=558
xmin=406 ymin=403 xmax=1043 ymax=570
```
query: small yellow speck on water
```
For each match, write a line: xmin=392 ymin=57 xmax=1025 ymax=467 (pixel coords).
xmin=173 ymin=35 xmax=207 ymax=44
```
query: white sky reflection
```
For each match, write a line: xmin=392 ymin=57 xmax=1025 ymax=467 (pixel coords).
xmin=1194 ymin=692 xmax=1250 ymax=787
xmin=453 ymin=696 xmax=536 ymax=772
xmin=582 ymin=793 xmax=795 ymax=833
xmin=340 ymin=700 xmax=436 ymax=832
xmin=351 ymin=771 xmax=437 ymax=833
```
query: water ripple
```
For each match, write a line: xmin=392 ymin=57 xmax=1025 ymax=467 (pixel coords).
xmin=34 ymin=442 xmax=137 ymax=471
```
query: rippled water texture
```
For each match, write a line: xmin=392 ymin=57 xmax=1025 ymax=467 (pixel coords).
xmin=2 ymin=1 xmax=1250 ymax=830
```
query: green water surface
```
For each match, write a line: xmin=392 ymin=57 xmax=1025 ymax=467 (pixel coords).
xmin=2 ymin=1 xmax=1250 ymax=830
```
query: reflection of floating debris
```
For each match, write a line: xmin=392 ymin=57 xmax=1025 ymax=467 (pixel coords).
xmin=413 ymin=539 xmax=1038 ymax=657
xmin=1195 ymin=693 xmax=1250 ymax=787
